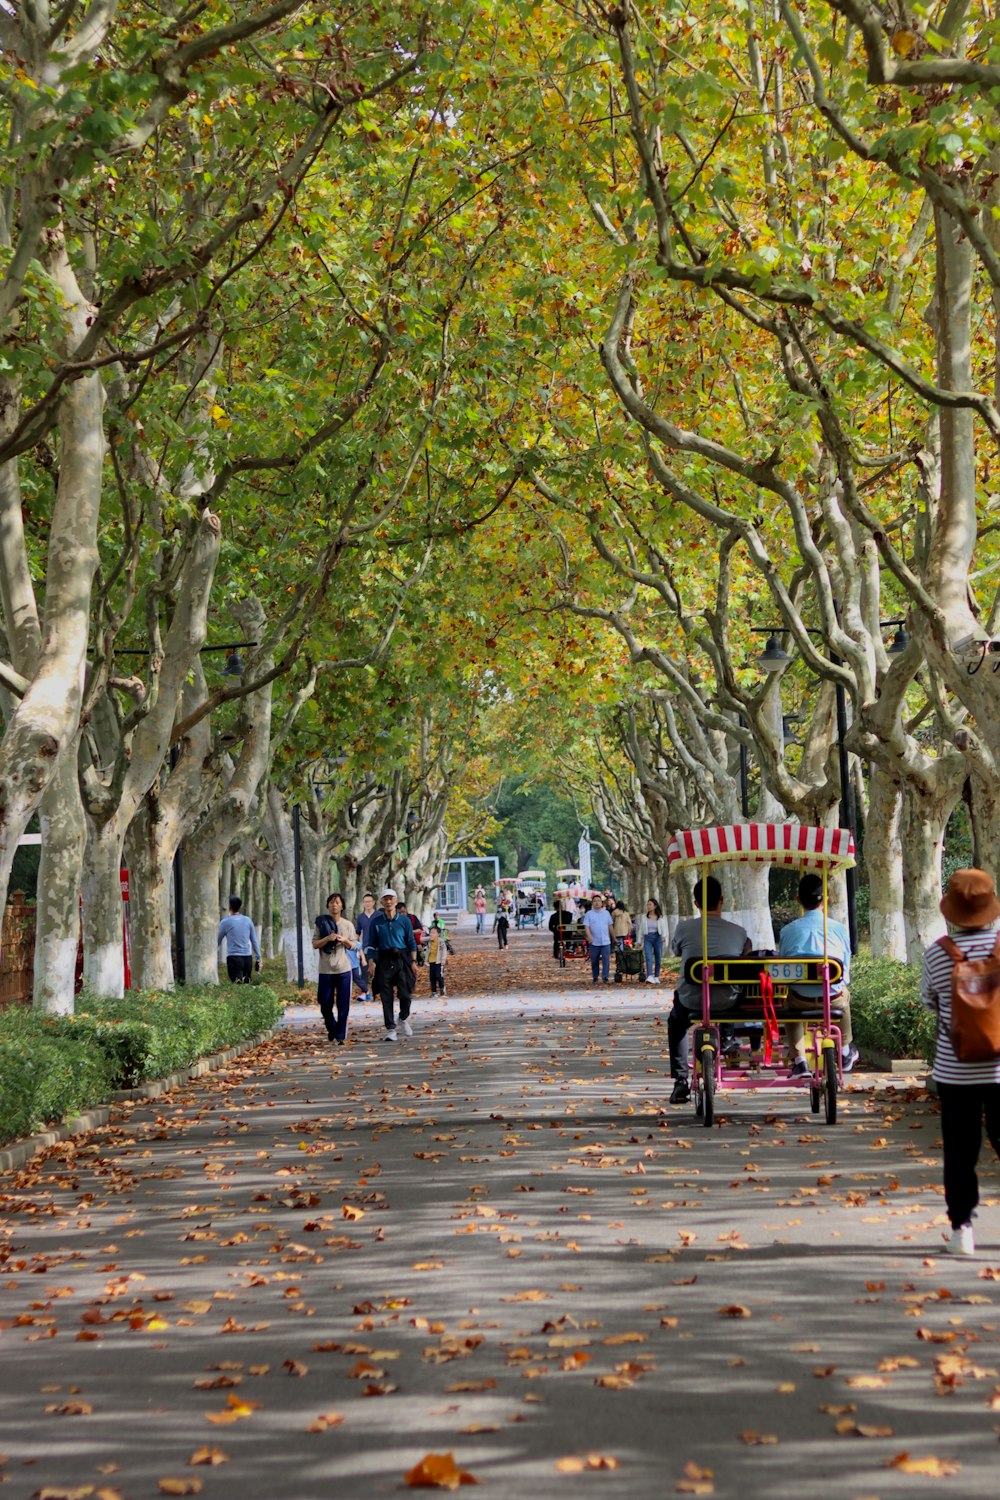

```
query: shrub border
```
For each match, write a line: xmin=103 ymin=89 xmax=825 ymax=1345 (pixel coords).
xmin=0 ymin=1023 xmax=279 ymax=1175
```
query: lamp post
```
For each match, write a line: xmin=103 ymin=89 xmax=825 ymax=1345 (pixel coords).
xmin=751 ymin=627 xmax=859 ymax=954
xmin=738 ymin=713 xmax=749 ymax=818
xmin=292 ymin=802 xmax=305 ymax=988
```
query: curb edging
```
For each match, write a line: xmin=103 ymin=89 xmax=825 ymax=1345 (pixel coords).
xmin=0 ymin=1024 xmax=280 ymax=1176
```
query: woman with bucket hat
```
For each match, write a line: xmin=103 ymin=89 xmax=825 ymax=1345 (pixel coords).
xmin=921 ymin=868 xmax=1000 ymax=1254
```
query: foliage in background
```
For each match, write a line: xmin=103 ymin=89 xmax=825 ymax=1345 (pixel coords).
xmin=0 ymin=985 xmax=282 ymax=1145
xmin=849 ymin=957 xmax=935 ymax=1064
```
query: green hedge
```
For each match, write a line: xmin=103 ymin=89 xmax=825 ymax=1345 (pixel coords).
xmin=0 ymin=984 xmax=283 ymax=1147
xmin=849 ymin=955 xmax=936 ymax=1063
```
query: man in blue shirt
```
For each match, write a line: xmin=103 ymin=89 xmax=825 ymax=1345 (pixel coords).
xmin=365 ymin=887 xmax=418 ymax=1041
xmin=217 ymin=896 xmax=261 ymax=984
xmin=778 ymin=872 xmax=858 ymax=1074
xmin=583 ymin=894 xmax=614 ymax=984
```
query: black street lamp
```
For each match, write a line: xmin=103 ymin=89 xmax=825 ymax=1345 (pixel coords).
xmin=748 ymin=625 xmax=850 ymax=954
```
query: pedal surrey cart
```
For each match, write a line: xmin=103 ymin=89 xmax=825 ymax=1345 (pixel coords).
xmin=666 ymin=823 xmax=855 ymax=1127
xmin=551 ymin=881 xmax=597 ymax=967
xmin=515 ymin=870 xmax=547 ymax=928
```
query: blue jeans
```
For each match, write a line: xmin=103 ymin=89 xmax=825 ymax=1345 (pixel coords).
xmin=644 ymin=933 xmax=662 ymax=979
xmin=590 ymin=943 xmax=610 ymax=982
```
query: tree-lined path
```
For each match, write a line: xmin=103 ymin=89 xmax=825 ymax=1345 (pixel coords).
xmin=2 ymin=997 xmax=997 ymax=1499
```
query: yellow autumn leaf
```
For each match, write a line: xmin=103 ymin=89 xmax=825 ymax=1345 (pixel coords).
xmin=404 ymin=1451 xmax=479 ymax=1489
xmin=887 ymin=1453 xmax=961 ymax=1475
xmin=188 ymin=1447 xmax=229 ymax=1466
xmin=891 ymin=29 xmax=918 ymax=56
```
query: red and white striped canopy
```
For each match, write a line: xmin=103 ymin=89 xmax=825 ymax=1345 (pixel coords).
xmin=667 ymin=823 xmax=855 ymax=872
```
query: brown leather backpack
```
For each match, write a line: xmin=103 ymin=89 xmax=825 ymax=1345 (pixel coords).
xmin=938 ymin=932 xmax=1000 ymax=1062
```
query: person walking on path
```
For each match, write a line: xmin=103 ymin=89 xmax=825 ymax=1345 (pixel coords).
xmin=366 ymin=887 xmax=418 ymax=1041
xmin=496 ymin=903 xmax=510 ymax=949
xmin=312 ymin=893 xmax=358 ymax=1045
xmin=612 ymin=900 xmax=633 ymax=953
xmin=921 ymin=867 xmax=1000 ymax=1255
xmin=549 ymin=899 xmax=572 ymax=959
xmin=778 ymin=872 xmax=858 ymax=1077
xmin=583 ymin=894 xmax=614 ymax=985
xmin=637 ymin=898 xmax=668 ymax=984
xmin=217 ymin=895 xmax=261 ymax=983
xmin=668 ymin=877 xmax=750 ymax=1104
xmin=353 ymin=892 xmax=376 ymax=1002
xmin=427 ymin=916 xmax=454 ymax=995
xmin=474 ymin=887 xmax=487 ymax=935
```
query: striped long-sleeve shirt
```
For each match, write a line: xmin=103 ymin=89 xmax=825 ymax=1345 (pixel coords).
xmin=921 ymin=924 xmax=1000 ymax=1085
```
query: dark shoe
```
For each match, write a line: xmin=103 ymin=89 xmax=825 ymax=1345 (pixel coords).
xmin=669 ymin=1079 xmax=691 ymax=1105
xmin=789 ymin=1057 xmax=810 ymax=1079
xmin=841 ymin=1042 xmax=860 ymax=1073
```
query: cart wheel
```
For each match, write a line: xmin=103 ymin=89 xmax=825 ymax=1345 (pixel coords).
xmin=695 ymin=1085 xmax=704 ymax=1119
xmin=559 ymin=954 xmax=566 ymax=968
xmin=809 ymin=1083 xmax=821 ymax=1114
xmin=823 ymin=1047 xmax=838 ymax=1125
xmin=701 ymin=1048 xmax=715 ymax=1128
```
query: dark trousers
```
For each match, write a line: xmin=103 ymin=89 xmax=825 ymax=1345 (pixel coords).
xmin=497 ymin=919 xmax=509 ymax=949
xmin=429 ymin=961 xmax=445 ymax=994
xmin=668 ymin=1003 xmax=697 ymax=1078
xmin=590 ymin=943 xmax=610 ymax=983
xmin=938 ymin=1081 xmax=1000 ymax=1228
xmin=227 ymin=954 xmax=253 ymax=983
xmin=374 ymin=952 xmax=414 ymax=1029
xmin=317 ymin=970 xmax=351 ymax=1040
xmin=668 ymin=1001 xmax=739 ymax=1078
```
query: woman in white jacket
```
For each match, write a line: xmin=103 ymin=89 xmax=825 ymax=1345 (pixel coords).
xmin=635 ymin=899 xmax=669 ymax=984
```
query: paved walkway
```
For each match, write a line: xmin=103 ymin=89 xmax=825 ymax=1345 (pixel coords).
xmin=1 ymin=988 xmax=998 ymax=1499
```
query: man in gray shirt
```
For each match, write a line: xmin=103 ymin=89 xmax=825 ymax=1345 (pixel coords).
xmin=668 ymin=876 xmax=751 ymax=1104
xmin=217 ymin=895 xmax=261 ymax=984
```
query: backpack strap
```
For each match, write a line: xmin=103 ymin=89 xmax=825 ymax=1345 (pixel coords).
xmin=937 ymin=935 xmax=963 ymax=962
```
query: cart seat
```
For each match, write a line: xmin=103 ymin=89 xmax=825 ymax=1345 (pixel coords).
xmin=683 ymin=956 xmax=844 ymax=1019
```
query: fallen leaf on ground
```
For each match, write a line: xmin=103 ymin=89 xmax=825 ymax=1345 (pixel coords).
xmin=158 ymin=1481 xmax=202 ymax=1496
xmin=555 ymin=1454 xmax=620 ymax=1471
xmin=676 ymin=1460 xmax=714 ymax=1495
xmin=717 ymin=1305 xmax=750 ymax=1319
xmin=886 ymin=1453 xmax=961 ymax=1476
xmin=739 ymin=1432 xmax=778 ymax=1445
xmin=306 ymin=1410 xmax=345 ymax=1433
xmin=32 ymin=1489 xmax=95 ymax=1499
xmin=188 ymin=1448 xmax=229 ymax=1466
xmin=404 ymin=1452 xmax=478 ymax=1489
xmin=836 ymin=1420 xmax=894 ymax=1438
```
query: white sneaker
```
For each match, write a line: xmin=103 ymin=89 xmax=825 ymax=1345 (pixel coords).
xmin=645 ymin=975 xmax=657 ymax=985
xmin=400 ymin=1019 xmax=413 ymax=1037
xmin=384 ymin=1028 xmax=397 ymax=1042
xmin=944 ymin=1223 xmax=975 ymax=1255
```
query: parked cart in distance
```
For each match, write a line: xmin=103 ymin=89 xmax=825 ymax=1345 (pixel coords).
xmin=515 ymin=870 xmax=547 ymax=928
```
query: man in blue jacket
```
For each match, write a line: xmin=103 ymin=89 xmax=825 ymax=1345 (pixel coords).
xmin=365 ymin=887 xmax=418 ymax=1041
xmin=217 ymin=895 xmax=261 ymax=983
